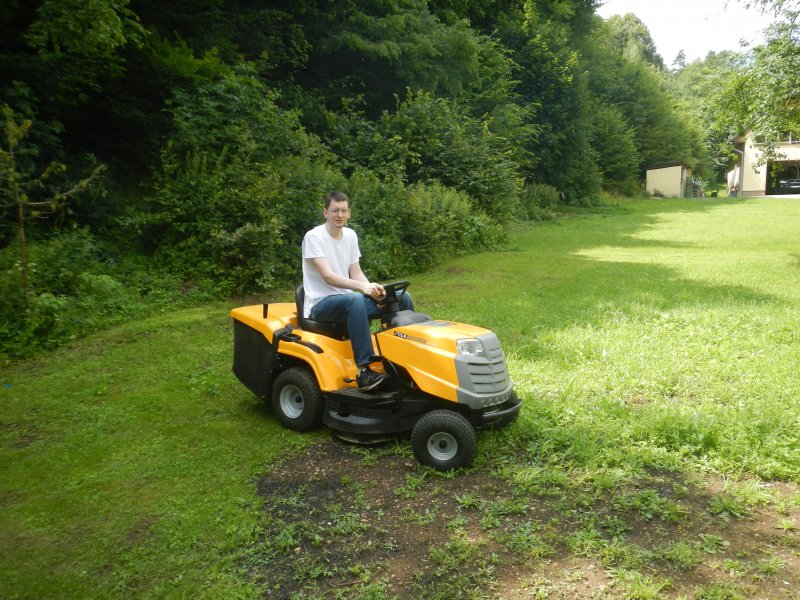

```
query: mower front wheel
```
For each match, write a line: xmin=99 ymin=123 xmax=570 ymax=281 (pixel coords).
xmin=271 ymin=367 xmax=324 ymax=432
xmin=411 ymin=410 xmax=476 ymax=471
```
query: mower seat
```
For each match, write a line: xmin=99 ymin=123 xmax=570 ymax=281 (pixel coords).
xmin=295 ymin=285 xmax=349 ymax=340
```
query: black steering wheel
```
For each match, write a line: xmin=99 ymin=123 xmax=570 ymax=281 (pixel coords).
xmin=379 ymin=280 xmax=410 ymax=313
xmin=382 ymin=280 xmax=410 ymax=301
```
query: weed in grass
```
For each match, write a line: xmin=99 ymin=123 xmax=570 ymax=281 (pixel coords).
xmin=400 ymin=506 xmax=438 ymax=526
xmin=608 ymin=567 xmax=671 ymax=599
xmin=267 ymin=520 xmax=301 ymax=554
xmin=493 ymin=521 xmax=554 ymax=559
xmin=293 ymin=556 xmax=333 ymax=582
xmin=720 ymin=558 xmax=747 ymax=576
xmin=709 ymin=496 xmax=749 ymax=521
xmin=330 ymin=580 xmax=397 ymax=600
xmin=775 ymin=493 xmax=800 ymax=520
xmin=599 ymin=514 xmax=633 ymax=541
xmin=455 ymin=492 xmax=483 ymax=510
xmin=501 ymin=464 xmax=568 ymax=496
xmin=663 ymin=500 xmax=691 ymax=524
xmin=693 ymin=581 xmax=746 ymax=600
xmin=696 ymin=533 xmax=730 ymax=555
xmin=344 ymin=561 xmax=379 ymax=583
xmin=480 ymin=511 xmax=503 ymax=530
xmin=654 ymin=540 xmax=703 ymax=570
xmin=607 ymin=485 xmax=689 ymax=524
xmin=428 ymin=531 xmax=486 ymax=572
xmin=393 ymin=471 xmax=427 ymax=499
xmin=777 ymin=517 xmax=797 ymax=533
xmin=418 ymin=532 xmax=498 ymax=599
xmin=479 ymin=497 xmax=529 ymax=530
xmin=446 ymin=515 xmax=470 ymax=531
xmin=754 ymin=554 xmax=786 ymax=577
xmin=566 ymin=522 xmax=608 ymax=556
xmin=591 ymin=467 xmax=631 ymax=492
xmin=349 ymin=483 xmax=373 ymax=512
xmin=726 ymin=479 xmax=774 ymax=508
xmin=327 ymin=508 xmax=371 ymax=539
xmin=348 ymin=446 xmax=381 ymax=467
xmin=601 ymin=542 xmax=651 ymax=570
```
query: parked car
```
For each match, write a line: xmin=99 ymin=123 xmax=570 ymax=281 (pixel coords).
xmin=778 ymin=178 xmax=800 ymax=193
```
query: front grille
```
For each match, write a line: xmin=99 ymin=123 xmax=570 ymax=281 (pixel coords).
xmin=463 ymin=359 xmax=510 ymax=393
xmin=455 ymin=333 xmax=511 ymax=397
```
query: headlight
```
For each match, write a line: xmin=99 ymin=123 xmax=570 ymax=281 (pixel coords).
xmin=456 ymin=338 xmax=485 ymax=357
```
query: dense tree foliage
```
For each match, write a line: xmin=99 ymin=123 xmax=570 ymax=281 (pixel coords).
xmin=715 ymin=17 xmax=800 ymax=159
xmin=0 ymin=0 xmax=792 ymax=356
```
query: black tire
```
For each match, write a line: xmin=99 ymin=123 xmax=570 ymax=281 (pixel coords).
xmin=411 ymin=410 xmax=476 ymax=471
xmin=271 ymin=367 xmax=324 ymax=432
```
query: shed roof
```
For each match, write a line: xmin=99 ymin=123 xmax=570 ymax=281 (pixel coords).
xmin=646 ymin=161 xmax=690 ymax=171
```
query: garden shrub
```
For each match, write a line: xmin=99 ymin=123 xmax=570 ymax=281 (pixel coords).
xmin=521 ymin=183 xmax=560 ymax=221
xmin=328 ymin=90 xmax=523 ymax=222
xmin=591 ymin=103 xmax=642 ymax=196
xmin=133 ymin=68 xmax=351 ymax=295
xmin=346 ymin=170 xmax=415 ymax=277
xmin=124 ymin=69 xmax=516 ymax=298
xmin=350 ymin=172 xmax=505 ymax=278
xmin=22 ymin=227 xmax=99 ymax=295
xmin=0 ymin=228 xmax=134 ymax=358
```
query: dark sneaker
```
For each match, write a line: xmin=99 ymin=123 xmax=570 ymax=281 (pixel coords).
xmin=357 ymin=366 xmax=387 ymax=392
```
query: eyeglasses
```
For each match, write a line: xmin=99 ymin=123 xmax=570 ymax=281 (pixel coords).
xmin=327 ymin=208 xmax=350 ymax=215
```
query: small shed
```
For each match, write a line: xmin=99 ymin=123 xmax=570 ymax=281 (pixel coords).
xmin=646 ymin=162 xmax=693 ymax=198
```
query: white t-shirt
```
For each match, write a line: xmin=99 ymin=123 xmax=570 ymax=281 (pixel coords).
xmin=301 ymin=224 xmax=361 ymax=317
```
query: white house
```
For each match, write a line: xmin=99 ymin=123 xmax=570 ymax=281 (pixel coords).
xmin=730 ymin=132 xmax=800 ymax=196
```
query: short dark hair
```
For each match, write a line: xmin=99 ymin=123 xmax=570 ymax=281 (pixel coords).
xmin=324 ymin=191 xmax=349 ymax=208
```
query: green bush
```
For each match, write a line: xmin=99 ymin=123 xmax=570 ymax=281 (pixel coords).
xmin=350 ymin=172 xmax=505 ymax=278
xmin=591 ymin=103 xmax=642 ymax=196
xmin=134 ymin=68 xmax=349 ymax=295
xmin=132 ymin=69 xmax=516 ymax=296
xmin=520 ymin=183 xmax=560 ymax=221
xmin=0 ymin=228 xmax=135 ymax=358
xmin=121 ymin=70 xmax=516 ymax=298
xmin=328 ymin=90 xmax=522 ymax=222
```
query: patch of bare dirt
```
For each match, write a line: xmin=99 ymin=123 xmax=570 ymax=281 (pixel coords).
xmin=244 ymin=440 xmax=800 ymax=599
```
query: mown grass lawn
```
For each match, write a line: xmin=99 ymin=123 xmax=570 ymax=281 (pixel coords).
xmin=417 ymin=198 xmax=800 ymax=480
xmin=1 ymin=197 xmax=799 ymax=598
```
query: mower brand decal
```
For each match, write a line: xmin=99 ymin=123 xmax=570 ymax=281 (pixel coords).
xmin=393 ymin=331 xmax=427 ymax=345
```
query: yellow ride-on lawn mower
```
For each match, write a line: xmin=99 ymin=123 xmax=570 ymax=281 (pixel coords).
xmin=231 ymin=281 xmax=521 ymax=471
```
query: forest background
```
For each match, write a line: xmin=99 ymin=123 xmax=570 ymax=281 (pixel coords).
xmin=1 ymin=0 xmax=798 ymax=359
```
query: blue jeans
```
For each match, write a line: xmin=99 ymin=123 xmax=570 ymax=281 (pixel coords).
xmin=310 ymin=292 xmax=414 ymax=367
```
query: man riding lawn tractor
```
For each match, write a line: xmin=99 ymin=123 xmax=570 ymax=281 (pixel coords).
xmin=231 ymin=192 xmax=520 ymax=471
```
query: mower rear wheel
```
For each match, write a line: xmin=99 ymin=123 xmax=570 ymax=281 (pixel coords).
xmin=411 ymin=410 xmax=476 ymax=471
xmin=271 ymin=367 xmax=324 ymax=432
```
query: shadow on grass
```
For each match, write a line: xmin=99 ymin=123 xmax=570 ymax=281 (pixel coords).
xmin=424 ymin=199 xmax=795 ymax=357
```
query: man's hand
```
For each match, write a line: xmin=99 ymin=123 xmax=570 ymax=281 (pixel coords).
xmin=363 ymin=282 xmax=385 ymax=301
